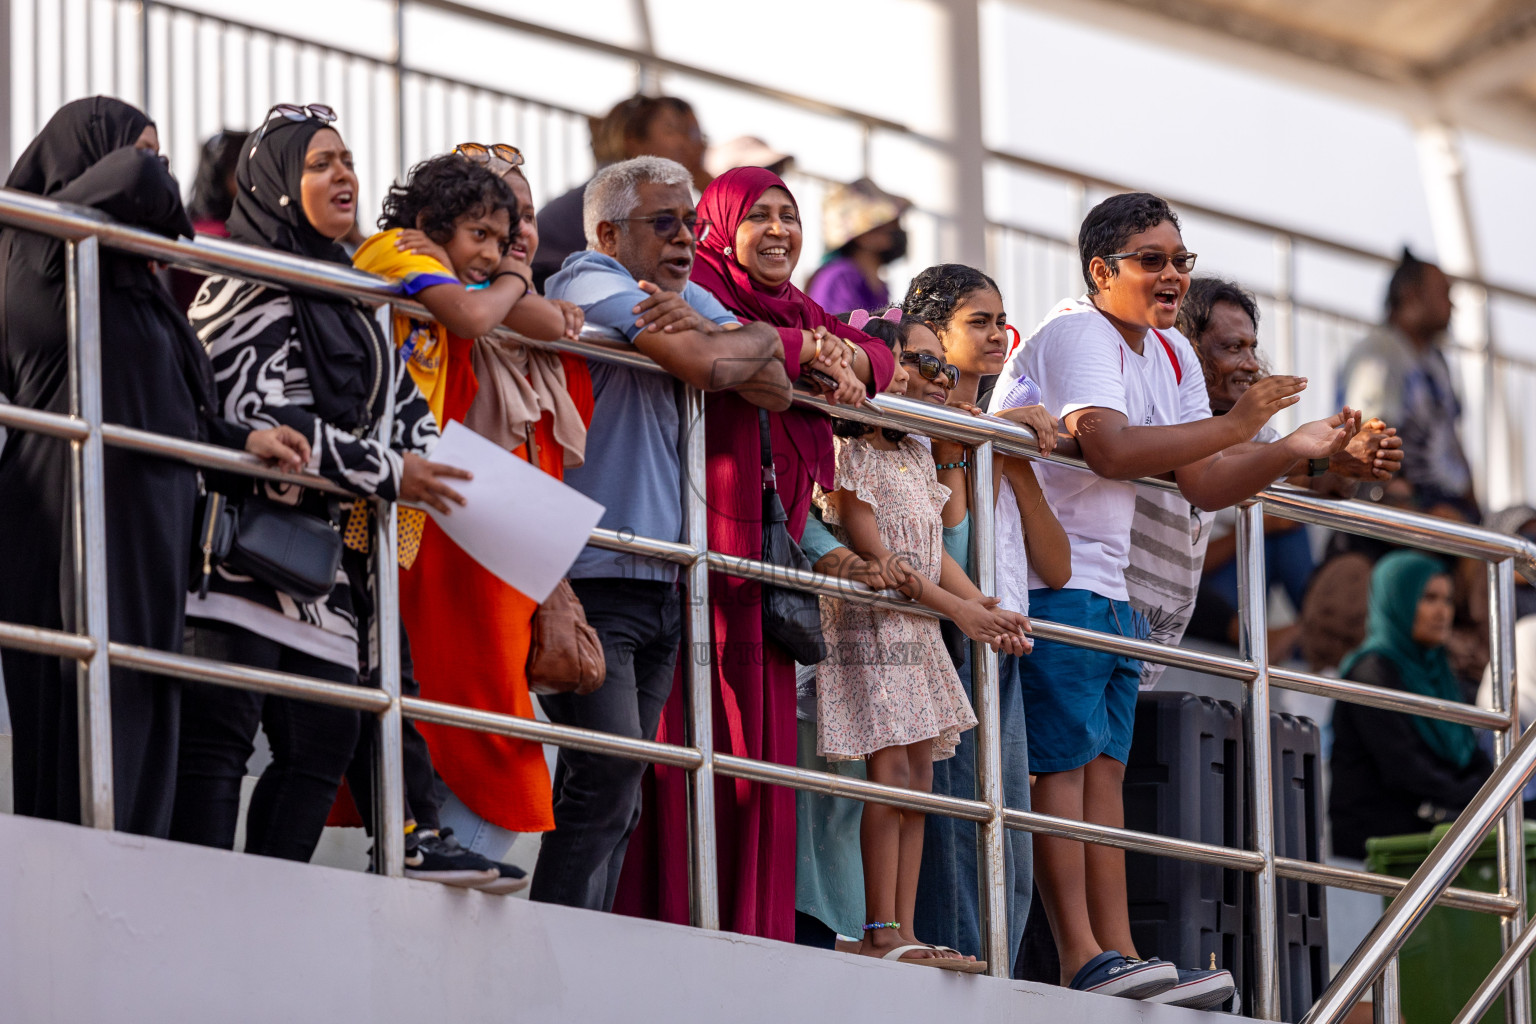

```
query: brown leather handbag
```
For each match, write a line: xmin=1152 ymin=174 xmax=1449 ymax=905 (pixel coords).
xmin=527 ymin=577 xmax=606 ymax=695
xmin=521 ymin=429 xmax=606 ymax=696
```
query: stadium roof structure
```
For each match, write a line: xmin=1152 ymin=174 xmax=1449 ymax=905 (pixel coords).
xmin=1021 ymin=0 xmax=1536 ymax=148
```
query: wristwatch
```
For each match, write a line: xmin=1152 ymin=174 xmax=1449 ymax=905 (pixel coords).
xmin=1307 ymin=457 xmax=1329 ymax=477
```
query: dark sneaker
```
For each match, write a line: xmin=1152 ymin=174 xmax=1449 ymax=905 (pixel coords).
xmin=1068 ymin=951 xmax=1178 ymax=999
xmin=404 ymin=828 xmax=499 ymax=887
xmin=472 ymin=861 xmax=530 ymax=896
xmin=1141 ymin=964 xmax=1236 ymax=1011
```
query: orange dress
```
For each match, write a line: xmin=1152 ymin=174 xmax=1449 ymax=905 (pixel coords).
xmin=400 ymin=335 xmax=593 ymax=833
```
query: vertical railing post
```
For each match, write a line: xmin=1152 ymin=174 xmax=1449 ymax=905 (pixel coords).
xmin=682 ymin=386 xmax=718 ymax=929
xmin=1490 ymin=558 xmax=1529 ymax=1024
xmin=139 ymin=0 xmax=154 ymax=113
xmin=968 ymin=439 xmax=1009 ymax=977
xmin=372 ymin=311 xmax=405 ymax=877
xmin=1273 ymin=234 xmax=1297 ymax=381
xmin=1373 ymin=955 xmax=1401 ymax=1024
xmin=66 ymin=236 xmax=114 ymax=830
xmin=392 ymin=0 xmax=407 ymax=179
xmin=1237 ymin=502 xmax=1279 ymax=1018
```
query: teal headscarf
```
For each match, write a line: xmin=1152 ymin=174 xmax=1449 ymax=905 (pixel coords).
xmin=1339 ymin=550 xmax=1476 ymax=768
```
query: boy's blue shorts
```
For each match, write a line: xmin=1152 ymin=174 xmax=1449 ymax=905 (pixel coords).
xmin=1016 ymin=587 xmax=1141 ymax=774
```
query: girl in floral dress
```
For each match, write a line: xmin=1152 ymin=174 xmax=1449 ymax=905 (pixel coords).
xmin=815 ymin=314 xmax=1033 ymax=972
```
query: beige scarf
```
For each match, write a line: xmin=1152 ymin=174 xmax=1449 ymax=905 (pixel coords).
xmin=464 ymin=337 xmax=587 ymax=466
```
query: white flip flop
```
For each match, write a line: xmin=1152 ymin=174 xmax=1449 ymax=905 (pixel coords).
xmin=927 ymin=945 xmax=989 ymax=974
xmin=881 ymin=944 xmax=987 ymax=972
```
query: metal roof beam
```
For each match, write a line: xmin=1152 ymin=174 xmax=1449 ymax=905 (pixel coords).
xmin=1008 ymin=0 xmax=1536 ymax=151
xmin=1431 ymin=28 xmax=1536 ymax=103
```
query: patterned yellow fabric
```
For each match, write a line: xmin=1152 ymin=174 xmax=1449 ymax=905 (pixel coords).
xmin=353 ymin=229 xmax=461 ymax=425
xmin=342 ymin=499 xmax=427 ymax=571
xmin=351 ymin=229 xmax=458 ymax=571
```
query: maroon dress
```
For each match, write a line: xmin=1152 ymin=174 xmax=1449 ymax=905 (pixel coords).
xmin=614 ymin=168 xmax=894 ymax=940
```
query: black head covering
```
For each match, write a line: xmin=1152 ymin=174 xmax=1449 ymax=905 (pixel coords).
xmin=5 ymin=96 xmax=151 ymax=196
xmin=227 ymin=115 xmax=383 ymax=430
xmin=186 ymin=129 xmax=249 ymax=224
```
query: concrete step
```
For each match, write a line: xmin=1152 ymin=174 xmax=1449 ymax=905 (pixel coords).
xmin=0 ymin=809 xmax=1254 ymax=1023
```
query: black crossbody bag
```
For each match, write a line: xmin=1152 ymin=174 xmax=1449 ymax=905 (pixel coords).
xmin=757 ymin=408 xmax=828 ymax=665
xmin=193 ymin=491 xmax=343 ymax=604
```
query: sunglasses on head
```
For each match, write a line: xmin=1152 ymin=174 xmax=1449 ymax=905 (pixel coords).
xmin=1104 ymin=250 xmax=1198 ymax=274
xmin=455 ymin=142 xmax=525 ymax=170
xmin=901 ymin=351 xmax=959 ymax=390
xmin=615 ymin=213 xmax=711 ymax=243
xmin=252 ymin=103 xmax=337 ymax=150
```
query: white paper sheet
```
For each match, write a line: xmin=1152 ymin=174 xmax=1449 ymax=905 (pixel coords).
xmin=423 ymin=421 xmax=605 ymax=604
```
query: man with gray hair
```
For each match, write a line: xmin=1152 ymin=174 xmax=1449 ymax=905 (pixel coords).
xmin=532 ymin=155 xmax=789 ymax=912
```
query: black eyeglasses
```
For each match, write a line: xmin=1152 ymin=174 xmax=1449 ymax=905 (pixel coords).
xmin=1104 ymin=250 xmax=1198 ymax=274
xmin=616 ymin=214 xmax=711 ymax=243
xmin=253 ymin=103 xmax=337 ymax=149
xmin=455 ymin=143 xmax=525 ymax=169
xmin=900 ymin=351 xmax=959 ymax=390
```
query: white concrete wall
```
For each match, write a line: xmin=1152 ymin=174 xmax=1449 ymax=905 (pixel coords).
xmin=0 ymin=811 xmax=1225 ymax=1024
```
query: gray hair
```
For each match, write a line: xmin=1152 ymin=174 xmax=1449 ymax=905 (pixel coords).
xmin=583 ymin=155 xmax=693 ymax=249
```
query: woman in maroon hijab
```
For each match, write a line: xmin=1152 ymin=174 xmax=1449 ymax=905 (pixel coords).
xmin=616 ymin=168 xmax=894 ymax=941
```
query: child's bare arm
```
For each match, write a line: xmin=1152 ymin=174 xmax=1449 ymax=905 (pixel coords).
xmin=931 ymin=438 xmax=969 ymax=528
xmin=501 ymin=290 xmax=573 ymax=341
xmin=1003 ymin=459 xmax=1072 ymax=589
xmin=395 ymin=230 xmax=530 ymax=338
xmin=828 ymin=489 xmax=902 ymax=580
xmin=935 ymin=551 xmax=1034 ymax=656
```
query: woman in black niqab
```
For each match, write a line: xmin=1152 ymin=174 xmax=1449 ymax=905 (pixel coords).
xmin=0 ymin=97 xmax=301 ymax=837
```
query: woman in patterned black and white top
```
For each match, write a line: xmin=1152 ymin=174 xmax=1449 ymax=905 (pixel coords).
xmin=169 ymin=107 xmax=468 ymax=862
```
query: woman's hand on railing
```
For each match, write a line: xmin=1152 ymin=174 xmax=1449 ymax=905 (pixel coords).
xmin=399 ymin=452 xmax=471 ymax=514
xmin=244 ymin=425 xmax=311 ymax=472
xmin=803 ymin=327 xmax=866 ymax=406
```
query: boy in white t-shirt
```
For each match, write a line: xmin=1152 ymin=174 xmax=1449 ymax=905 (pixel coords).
xmin=986 ymin=193 xmax=1355 ymax=1008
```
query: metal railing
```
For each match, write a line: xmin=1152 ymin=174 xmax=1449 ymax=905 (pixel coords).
xmin=2 ymin=183 xmax=1536 ymax=1021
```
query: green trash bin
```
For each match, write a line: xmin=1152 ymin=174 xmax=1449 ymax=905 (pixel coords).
xmin=1365 ymin=824 xmax=1536 ymax=1024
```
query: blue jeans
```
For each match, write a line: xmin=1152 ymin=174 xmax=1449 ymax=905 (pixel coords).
xmin=1206 ymin=525 xmax=1315 ymax=612
xmin=913 ymin=643 xmax=1033 ymax=976
xmin=435 ymin=784 xmax=518 ymax=862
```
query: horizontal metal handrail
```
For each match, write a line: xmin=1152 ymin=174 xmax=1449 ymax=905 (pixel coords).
xmin=0 ymin=621 xmax=98 ymax=660
xmin=2 ymin=186 xmax=1533 ymax=580
xmin=1276 ymin=856 xmax=1521 ymax=917
xmin=6 ymin=184 xmax=1534 ymax=1010
xmin=2 ymin=188 xmax=1527 ymax=727
xmin=4 ymin=636 xmax=1501 ymax=920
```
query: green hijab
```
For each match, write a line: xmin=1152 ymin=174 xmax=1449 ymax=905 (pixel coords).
xmin=1339 ymin=550 xmax=1476 ymax=768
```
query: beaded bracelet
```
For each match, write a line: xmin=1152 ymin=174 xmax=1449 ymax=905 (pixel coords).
xmin=862 ymin=921 xmax=901 ymax=931
xmin=935 ymin=460 xmax=968 ymax=471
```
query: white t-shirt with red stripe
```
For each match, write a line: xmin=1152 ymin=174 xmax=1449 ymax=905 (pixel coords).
xmin=986 ymin=295 xmax=1210 ymax=604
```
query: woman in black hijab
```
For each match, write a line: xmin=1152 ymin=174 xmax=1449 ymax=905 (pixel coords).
xmin=0 ymin=96 xmax=307 ymax=836
xmin=170 ymin=106 xmax=465 ymax=862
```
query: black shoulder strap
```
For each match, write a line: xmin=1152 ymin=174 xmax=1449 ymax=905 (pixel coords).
xmin=758 ymin=407 xmax=776 ymax=494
